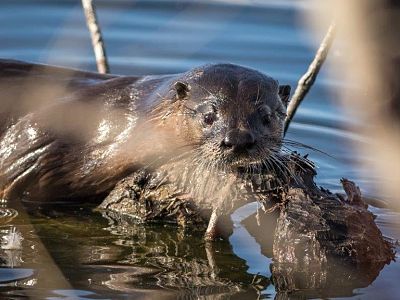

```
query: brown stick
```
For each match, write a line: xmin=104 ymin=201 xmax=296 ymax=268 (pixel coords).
xmin=81 ymin=0 xmax=110 ymax=74
xmin=284 ymin=22 xmax=336 ymax=135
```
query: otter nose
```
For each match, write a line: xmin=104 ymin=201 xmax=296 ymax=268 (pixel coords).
xmin=222 ymin=129 xmax=255 ymax=151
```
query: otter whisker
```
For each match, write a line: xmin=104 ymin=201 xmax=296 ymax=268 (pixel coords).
xmin=282 ymin=139 xmax=334 ymax=159
xmin=268 ymin=148 xmax=298 ymax=171
xmin=271 ymin=147 xmax=307 ymax=169
xmin=263 ymin=154 xmax=281 ymax=175
xmin=279 ymin=146 xmax=316 ymax=170
xmin=269 ymin=153 xmax=298 ymax=183
xmin=261 ymin=158 xmax=278 ymax=176
xmin=280 ymin=148 xmax=316 ymax=172
xmin=261 ymin=159 xmax=275 ymax=177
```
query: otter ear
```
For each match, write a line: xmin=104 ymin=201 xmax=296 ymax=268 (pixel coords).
xmin=278 ymin=85 xmax=291 ymax=106
xmin=174 ymin=81 xmax=191 ymax=100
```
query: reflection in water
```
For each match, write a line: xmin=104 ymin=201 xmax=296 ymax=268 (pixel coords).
xmin=26 ymin=206 xmax=268 ymax=299
xmin=0 ymin=226 xmax=24 ymax=268
xmin=1 ymin=227 xmax=23 ymax=250
xmin=0 ymin=249 xmax=23 ymax=269
xmin=243 ymin=207 xmax=392 ymax=299
xmin=0 ymin=203 xmax=390 ymax=299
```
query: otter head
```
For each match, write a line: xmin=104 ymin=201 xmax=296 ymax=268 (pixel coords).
xmin=169 ymin=64 xmax=291 ymax=170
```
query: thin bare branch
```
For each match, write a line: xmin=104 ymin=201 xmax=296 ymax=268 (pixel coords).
xmin=81 ymin=0 xmax=109 ymax=74
xmin=284 ymin=22 xmax=336 ymax=135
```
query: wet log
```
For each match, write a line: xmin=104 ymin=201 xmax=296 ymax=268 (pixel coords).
xmin=98 ymin=153 xmax=395 ymax=296
xmin=243 ymin=161 xmax=395 ymax=297
xmin=98 ymin=169 xmax=206 ymax=227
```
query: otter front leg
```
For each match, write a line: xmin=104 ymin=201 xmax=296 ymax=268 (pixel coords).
xmin=204 ymin=209 xmax=220 ymax=241
xmin=98 ymin=169 xmax=254 ymax=240
xmin=204 ymin=195 xmax=255 ymax=241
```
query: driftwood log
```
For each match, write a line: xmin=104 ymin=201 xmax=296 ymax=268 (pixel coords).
xmin=98 ymin=153 xmax=394 ymax=296
xmin=243 ymin=170 xmax=395 ymax=297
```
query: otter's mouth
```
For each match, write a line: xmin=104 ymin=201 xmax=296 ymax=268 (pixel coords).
xmin=223 ymin=151 xmax=266 ymax=169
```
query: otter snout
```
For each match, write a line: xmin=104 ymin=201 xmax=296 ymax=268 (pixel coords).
xmin=221 ymin=129 xmax=255 ymax=152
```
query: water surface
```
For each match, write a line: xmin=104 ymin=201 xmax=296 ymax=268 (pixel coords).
xmin=0 ymin=0 xmax=399 ymax=299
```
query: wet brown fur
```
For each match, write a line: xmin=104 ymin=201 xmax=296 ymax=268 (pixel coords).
xmin=0 ymin=59 xmax=290 ymax=202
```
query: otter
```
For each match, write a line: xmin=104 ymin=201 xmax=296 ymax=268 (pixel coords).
xmin=0 ymin=59 xmax=290 ymax=204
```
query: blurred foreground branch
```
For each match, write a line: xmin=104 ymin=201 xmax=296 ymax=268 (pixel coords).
xmin=81 ymin=0 xmax=109 ymax=74
xmin=284 ymin=22 xmax=336 ymax=135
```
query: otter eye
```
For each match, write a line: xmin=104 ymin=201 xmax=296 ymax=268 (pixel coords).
xmin=203 ymin=112 xmax=216 ymax=126
xmin=258 ymin=105 xmax=272 ymax=125
xmin=262 ymin=113 xmax=271 ymax=125
xmin=277 ymin=110 xmax=287 ymax=118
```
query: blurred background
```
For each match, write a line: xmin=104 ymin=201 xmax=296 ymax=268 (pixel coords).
xmin=0 ymin=0 xmax=399 ymax=299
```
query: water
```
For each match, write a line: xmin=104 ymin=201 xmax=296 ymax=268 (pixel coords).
xmin=0 ymin=0 xmax=399 ymax=298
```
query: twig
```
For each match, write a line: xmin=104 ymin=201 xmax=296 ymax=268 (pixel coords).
xmin=284 ymin=22 xmax=336 ymax=135
xmin=81 ymin=0 xmax=110 ymax=74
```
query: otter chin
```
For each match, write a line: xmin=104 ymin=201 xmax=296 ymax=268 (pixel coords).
xmin=0 ymin=59 xmax=290 ymax=202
